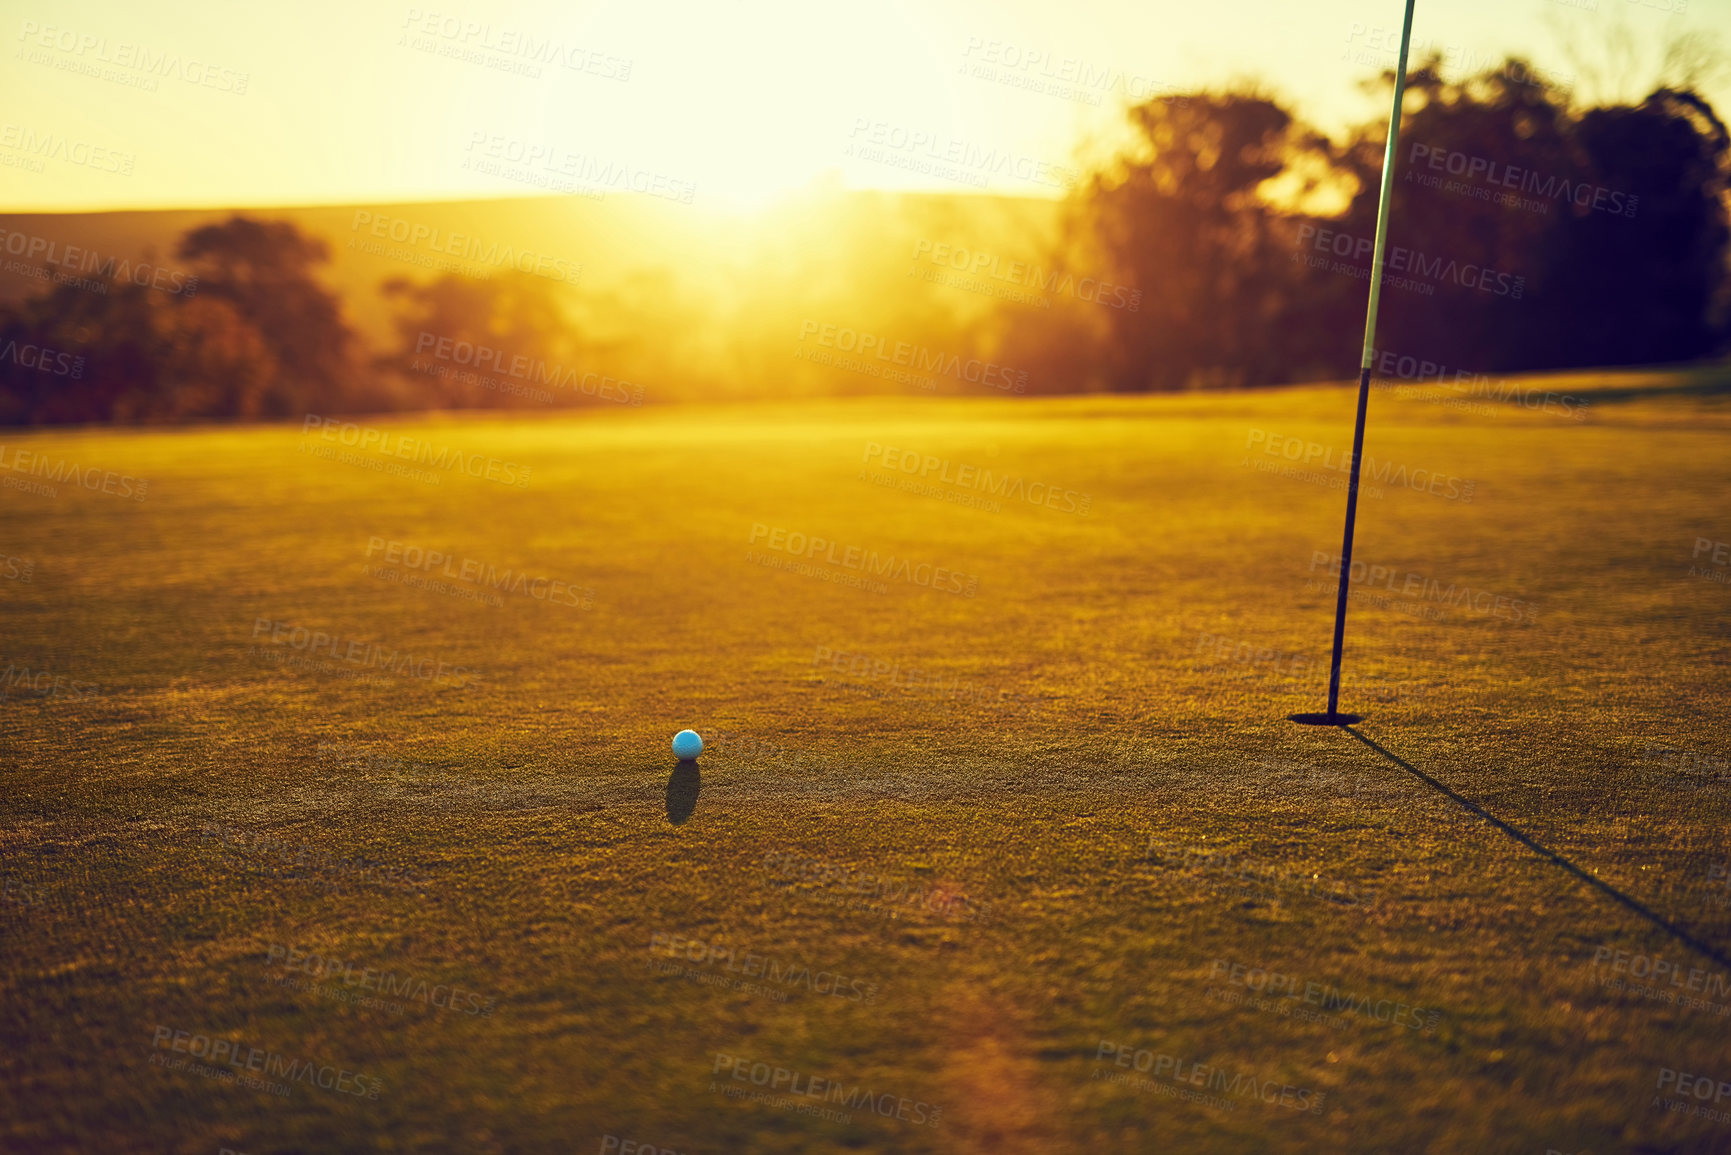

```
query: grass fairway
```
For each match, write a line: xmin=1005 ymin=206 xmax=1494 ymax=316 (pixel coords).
xmin=3 ymin=370 xmax=1730 ymax=1154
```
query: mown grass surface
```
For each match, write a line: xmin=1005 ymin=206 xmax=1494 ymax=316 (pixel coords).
xmin=2 ymin=369 xmax=1729 ymax=1154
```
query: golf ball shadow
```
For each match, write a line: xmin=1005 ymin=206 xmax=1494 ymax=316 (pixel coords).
xmin=666 ymin=761 xmax=700 ymax=825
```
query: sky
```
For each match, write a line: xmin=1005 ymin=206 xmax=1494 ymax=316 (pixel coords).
xmin=0 ymin=0 xmax=1722 ymax=213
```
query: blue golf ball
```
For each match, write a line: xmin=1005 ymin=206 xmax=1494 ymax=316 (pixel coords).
xmin=672 ymin=729 xmax=703 ymax=760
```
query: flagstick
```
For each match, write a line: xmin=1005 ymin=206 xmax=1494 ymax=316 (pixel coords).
xmin=1295 ymin=0 xmax=1418 ymax=727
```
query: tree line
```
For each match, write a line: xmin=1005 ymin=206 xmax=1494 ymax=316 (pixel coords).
xmin=1 ymin=55 xmax=1725 ymax=424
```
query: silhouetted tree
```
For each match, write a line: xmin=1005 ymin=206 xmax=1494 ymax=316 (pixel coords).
xmin=0 ymin=217 xmax=375 ymax=423
xmin=1536 ymin=88 xmax=1730 ymax=367
xmin=1313 ymin=58 xmax=1729 ymax=374
xmin=379 ymin=271 xmax=611 ymax=408
xmin=177 ymin=216 xmax=366 ymax=414
xmin=1081 ymin=93 xmax=1337 ymax=390
xmin=0 ymin=272 xmax=274 ymax=424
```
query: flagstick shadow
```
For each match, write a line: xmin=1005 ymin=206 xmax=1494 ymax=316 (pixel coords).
xmin=1343 ymin=726 xmax=1731 ymax=972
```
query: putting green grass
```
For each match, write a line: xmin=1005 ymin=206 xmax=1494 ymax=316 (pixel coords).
xmin=3 ymin=368 xmax=1730 ymax=1154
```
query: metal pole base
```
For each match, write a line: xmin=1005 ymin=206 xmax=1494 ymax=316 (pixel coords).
xmin=1288 ymin=712 xmax=1363 ymax=726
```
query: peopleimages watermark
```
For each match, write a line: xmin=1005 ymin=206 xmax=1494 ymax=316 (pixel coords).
xmin=646 ymin=931 xmax=881 ymax=1005
xmin=1144 ymin=836 xmax=1378 ymax=911
xmin=398 ymin=8 xmax=632 ymax=81
xmin=1093 ymin=1039 xmax=1326 ymax=1115
xmin=1690 ymin=537 xmax=1730 ymax=586
xmin=1239 ymin=439 xmax=1382 ymax=500
xmin=300 ymin=415 xmax=532 ymax=488
xmin=1303 ymin=567 xmax=1446 ymax=623
xmin=797 ymin=320 xmax=1027 ymax=394
xmin=316 ymin=742 xmax=557 ymax=813
xmin=958 ymin=35 xmax=1187 ymax=109
xmin=747 ymin=523 xmax=979 ymax=597
xmin=1652 ymin=744 xmax=1731 ymax=798
xmin=0 ymin=123 xmax=133 ymax=175
xmin=363 ymin=537 xmax=594 ymax=611
xmin=1653 ymin=1067 xmax=1731 ymax=1125
xmin=406 ymin=348 xmax=553 ymax=405
xmin=348 ymin=210 xmax=581 ymax=285
xmin=1367 ymin=347 xmax=1588 ymax=421
xmin=264 ymin=943 xmax=499 ymax=1017
xmin=411 ymin=331 xmax=644 ymax=405
xmin=248 ymin=617 xmax=478 ymax=689
xmin=598 ymin=1138 xmax=688 ymax=1155
xmin=1191 ymin=631 xmax=1312 ymax=685
xmin=1245 ymin=756 xmax=1414 ymax=802
xmin=317 ymin=741 xmax=437 ymax=777
xmin=0 ymin=149 xmax=43 ymax=176
xmin=1407 ymin=143 xmax=1636 ymax=218
xmin=1 ymin=657 xmax=100 ymax=702
xmin=1307 ymin=551 xmax=1539 ymax=623
xmin=795 ymin=331 xmax=935 ymax=392
xmin=758 ymin=851 xmax=992 ymax=925
xmin=1703 ymin=861 xmax=1731 ymax=911
xmin=0 ymin=227 xmax=198 ymax=295
xmin=0 ymin=337 xmax=85 ymax=379
xmin=813 ymin=643 xmax=1042 ymax=721
xmin=862 ymin=442 xmax=1090 ymax=516
xmin=463 ymin=131 xmax=695 ymax=204
xmin=0 ymin=258 xmax=106 ymax=296
xmin=1341 ymin=23 xmax=1573 ymax=96
xmin=1202 ymin=957 xmax=1442 ymax=1034
xmin=17 ymin=21 xmax=250 ymax=94
xmin=1244 ymin=429 xmax=1475 ymax=503
xmin=202 ymin=822 xmax=432 ymax=895
xmin=1188 ymin=630 xmax=1433 ymax=704
xmin=743 ymin=541 xmax=886 ymax=594
xmin=1588 ymin=944 xmax=1731 ymax=1017
xmin=846 ymin=118 xmax=1077 ymax=192
xmin=148 ymin=1025 xmax=380 ymax=1100
xmin=2 ymin=876 xmax=42 ymax=905
xmin=0 ymin=444 xmax=149 ymax=501
xmin=702 ymin=731 xmax=862 ymax=776
xmin=1642 ymin=741 xmax=1730 ymax=784
xmin=711 ymin=1051 xmax=943 ymax=1128
xmin=910 ymin=239 xmax=1140 ymax=312
xmin=1295 ymin=223 xmax=1524 ymax=298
